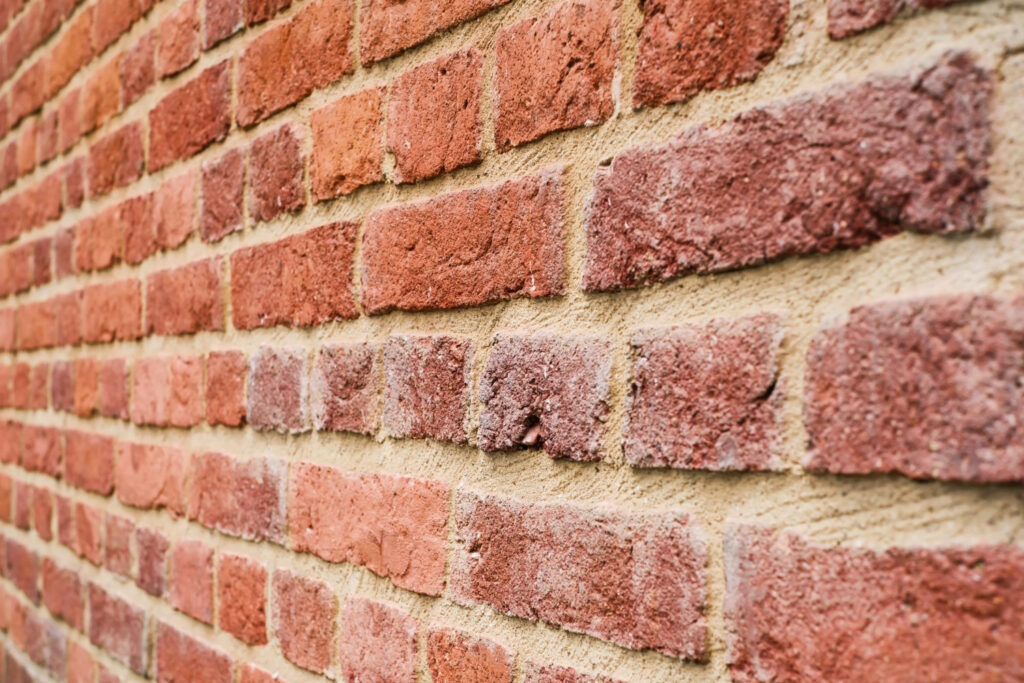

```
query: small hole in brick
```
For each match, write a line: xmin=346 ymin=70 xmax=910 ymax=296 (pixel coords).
xmin=520 ymin=414 xmax=543 ymax=448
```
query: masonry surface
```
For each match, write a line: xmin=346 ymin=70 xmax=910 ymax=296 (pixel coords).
xmin=0 ymin=0 xmax=1021 ymax=681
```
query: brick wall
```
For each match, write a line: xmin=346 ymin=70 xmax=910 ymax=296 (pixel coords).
xmin=0 ymin=0 xmax=1021 ymax=680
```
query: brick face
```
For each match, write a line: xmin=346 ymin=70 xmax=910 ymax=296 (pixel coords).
xmin=187 ymin=451 xmax=286 ymax=542
xmin=218 ymin=553 xmax=267 ymax=645
xmin=248 ymin=123 xmax=306 ymax=222
xmin=273 ymin=569 xmax=337 ymax=674
xmin=310 ymin=87 xmax=384 ymax=200
xmin=427 ymin=628 xmax=514 ymax=683
xmin=311 ymin=343 xmax=380 ymax=434
xmin=360 ymin=0 xmax=510 ymax=64
xmin=149 ymin=61 xmax=231 ymax=170
xmin=341 ymin=598 xmax=418 ymax=682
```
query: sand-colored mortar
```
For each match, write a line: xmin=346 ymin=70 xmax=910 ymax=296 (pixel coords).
xmin=0 ymin=0 xmax=1022 ymax=680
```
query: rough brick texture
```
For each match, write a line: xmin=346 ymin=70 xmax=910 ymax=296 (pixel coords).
xmin=360 ymin=0 xmax=510 ymax=64
xmin=187 ymin=451 xmax=286 ymax=542
xmin=156 ymin=622 xmax=232 ymax=683
xmin=273 ymin=569 xmax=337 ymax=674
xmin=246 ymin=347 xmax=309 ymax=433
xmin=149 ymin=61 xmax=231 ymax=170
xmin=829 ymin=0 xmax=967 ymax=39
xmin=169 ymin=540 xmax=214 ymax=624
xmin=145 ymin=258 xmax=223 ymax=336
xmin=218 ymin=553 xmax=267 ymax=645
xmin=311 ymin=343 xmax=380 ymax=434
xmin=248 ymin=123 xmax=306 ymax=223
xmin=341 ymin=598 xmax=418 ymax=682
xmin=428 ymin=628 xmax=514 ymax=683
xmin=311 ymin=87 xmax=384 ymax=200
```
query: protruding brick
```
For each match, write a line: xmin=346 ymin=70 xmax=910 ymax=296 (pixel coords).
xmin=495 ymin=0 xmax=618 ymax=150
xmin=388 ymin=50 xmax=482 ymax=183
xmin=88 ymin=123 xmax=143 ymax=197
xmin=169 ymin=540 xmax=213 ymax=624
xmin=804 ymin=294 xmax=1024 ymax=481
xmin=131 ymin=355 xmax=204 ymax=427
xmin=311 ymin=343 xmax=380 ymax=434
xmin=247 ymin=346 xmax=308 ymax=432
xmin=725 ymin=525 xmax=1024 ymax=681
xmin=64 ymin=430 xmax=115 ymax=495
xmin=200 ymin=149 xmax=243 ymax=242
xmin=136 ymin=527 xmax=169 ymax=596
xmin=42 ymin=559 xmax=83 ymax=630
xmin=206 ymin=350 xmax=246 ymax=426
xmin=156 ymin=0 xmax=199 ymax=77
xmin=427 ymin=628 xmax=513 ymax=683
xmin=451 ymin=491 xmax=707 ymax=660
xmin=626 ymin=315 xmax=784 ymax=471
xmin=218 ymin=553 xmax=267 ymax=645
xmin=156 ymin=622 xmax=232 ymax=683
xmin=116 ymin=442 xmax=188 ymax=515
xmin=479 ymin=334 xmax=611 ymax=461
xmin=289 ymin=463 xmax=449 ymax=595
xmin=634 ymin=0 xmax=787 ymax=108
xmin=187 ymin=451 xmax=286 ymax=542
xmin=828 ymin=0 xmax=966 ymax=39
xmin=383 ymin=335 xmax=473 ymax=444
xmin=231 ymin=223 xmax=357 ymax=330
xmin=248 ymin=123 xmax=306 ymax=222
xmin=362 ymin=169 xmax=565 ymax=313
xmin=88 ymin=584 xmax=146 ymax=673
xmin=149 ymin=61 xmax=230 ymax=170
xmin=83 ymin=279 xmax=142 ymax=343
xmin=273 ymin=569 xmax=337 ymax=674
xmin=146 ymin=258 xmax=223 ymax=335
xmin=360 ymin=0 xmax=509 ymax=64
xmin=310 ymin=87 xmax=383 ymax=200
xmin=583 ymin=52 xmax=992 ymax=291
xmin=236 ymin=0 xmax=353 ymax=126
xmin=341 ymin=598 xmax=417 ymax=682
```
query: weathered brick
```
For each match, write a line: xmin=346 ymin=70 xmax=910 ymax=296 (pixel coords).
xmin=47 ymin=5 xmax=93 ymax=95
xmin=273 ymin=569 xmax=337 ymax=674
xmin=200 ymin=149 xmax=243 ymax=242
xmin=130 ymin=355 xmax=204 ymax=427
xmin=0 ymin=421 xmax=21 ymax=465
xmin=360 ymin=0 xmax=509 ymax=64
xmin=584 ymin=52 xmax=992 ymax=291
xmin=169 ymin=540 xmax=214 ymax=624
xmin=240 ymin=664 xmax=282 ymax=683
xmin=74 ymin=212 xmax=121 ymax=273
xmin=311 ymin=343 xmax=380 ymax=434
xmin=217 ymin=553 xmax=267 ymax=645
xmin=87 ymin=123 xmax=143 ymax=197
xmin=383 ymin=335 xmax=473 ymax=443
xmin=31 ymin=486 xmax=52 ymax=541
xmin=725 ymin=525 xmax=1024 ymax=681
xmin=81 ymin=57 xmax=120 ymax=134
xmin=524 ymin=663 xmax=623 ymax=683
xmin=41 ymin=559 xmax=83 ymax=630
xmin=451 ymin=491 xmax=707 ymax=659
xmin=625 ymin=315 xmax=783 ymax=471
xmin=156 ymin=0 xmax=199 ymax=77
xmin=38 ymin=109 xmax=58 ymax=163
xmin=119 ymin=193 xmax=157 ymax=265
xmin=427 ymin=628 xmax=513 ymax=683
xmin=146 ymin=258 xmax=223 ymax=335
xmin=246 ymin=346 xmax=308 ymax=432
xmin=341 ymin=598 xmax=417 ymax=682
xmin=149 ymin=61 xmax=230 ymax=170
xmin=63 ymin=159 xmax=85 ymax=209
xmin=495 ymin=0 xmax=617 ymax=151
xmin=6 ymin=540 xmax=39 ymax=603
xmin=120 ymin=29 xmax=155 ymax=107
xmin=73 ymin=358 xmax=99 ymax=416
xmin=152 ymin=169 xmax=198 ymax=255
xmin=248 ymin=123 xmax=306 ymax=222
xmin=115 ymin=442 xmax=188 ymax=515
xmin=21 ymin=426 xmax=61 ymax=477
xmin=236 ymin=0 xmax=353 ymax=126
xmin=634 ymin=0 xmax=787 ymax=108
xmin=64 ymin=430 xmax=115 ymax=495
xmin=94 ymin=0 xmax=142 ymax=52
xmin=156 ymin=622 xmax=232 ymax=683
xmin=14 ymin=480 xmax=31 ymax=529
xmin=804 ymin=294 xmax=1024 ymax=481
xmin=67 ymin=641 xmax=95 ymax=683
xmin=245 ymin=0 xmax=290 ymax=24
xmin=187 ymin=451 xmax=286 ymax=542
xmin=388 ymin=50 xmax=482 ymax=183
xmin=829 ymin=0 xmax=966 ymax=39
xmin=204 ymin=0 xmax=242 ymax=47
xmin=136 ymin=526 xmax=169 ymax=596
xmin=231 ymin=223 xmax=357 ymax=330
xmin=363 ymin=169 xmax=565 ymax=313
xmin=17 ymin=118 xmax=37 ymax=177
xmin=206 ymin=350 xmax=246 ymax=426
xmin=289 ymin=463 xmax=449 ymax=595
xmin=479 ymin=334 xmax=611 ymax=461
xmin=99 ymin=358 xmax=128 ymax=419
xmin=88 ymin=584 xmax=146 ymax=673
xmin=105 ymin=514 xmax=134 ymax=578
xmin=57 ymin=496 xmax=76 ymax=550
xmin=74 ymin=503 xmax=104 ymax=566
xmin=310 ymin=87 xmax=384 ymax=200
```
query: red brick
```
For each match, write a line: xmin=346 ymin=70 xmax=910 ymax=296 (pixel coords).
xmin=360 ymin=0 xmax=509 ymax=64
xmin=57 ymin=495 xmax=75 ymax=550
xmin=311 ymin=343 xmax=380 ymax=434
xmin=64 ymin=430 xmax=115 ymax=495
xmin=99 ymin=358 xmax=129 ymax=419
xmin=136 ymin=526 xmax=169 ymax=596
xmin=204 ymin=0 xmax=242 ymax=47
xmin=155 ymin=169 xmax=198 ymax=252
xmin=236 ymin=0 xmax=353 ymax=126
xmin=75 ymin=211 xmax=122 ymax=273
xmin=149 ymin=61 xmax=230 ymax=170
xmin=31 ymin=237 xmax=51 ymax=286
xmin=98 ymin=664 xmax=122 ymax=683
xmin=626 ymin=315 xmax=783 ymax=470
xmin=67 ymin=641 xmax=95 ymax=683
xmin=12 ymin=61 xmax=44 ymax=123
xmin=206 ymin=350 xmax=246 ymax=426
xmin=0 ymin=474 xmax=10 ymax=520
xmin=64 ymin=159 xmax=84 ymax=209
xmin=74 ymin=503 xmax=104 ymax=565
xmin=17 ymin=119 xmax=36 ymax=176
xmin=427 ymin=627 xmax=513 ymax=683
xmin=310 ymin=88 xmax=383 ymax=200
xmin=119 ymin=194 xmax=157 ymax=265
xmin=248 ymin=123 xmax=306 ymax=222
xmin=245 ymin=0 xmax=289 ymax=24
xmin=231 ymin=223 xmax=357 ymax=330
xmin=169 ymin=540 xmax=213 ymax=624
xmin=200 ymin=148 xmax=243 ymax=242
xmin=16 ymin=300 xmax=56 ymax=350
xmin=120 ymin=29 xmax=155 ymax=107
xmin=146 ymin=258 xmax=223 ymax=335
xmin=31 ymin=486 xmax=52 ymax=541
xmin=240 ymin=664 xmax=283 ymax=683
xmin=51 ymin=362 xmax=72 ymax=412
xmin=451 ymin=491 xmax=707 ymax=659
xmin=41 ymin=559 xmax=83 ymax=630
xmin=217 ymin=553 xmax=267 ymax=645
xmin=829 ymin=0 xmax=966 ymax=39
xmin=383 ymin=335 xmax=473 ymax=443
xmin=479 ymin=334 xmax=611 ymax=461
xmin=73 ymin=358 xmax=99 ymax=416
xmin=272 ymin=569 xmax=337 ymax=674
xmin=14 ymin=481 xmax=31 ymax=529
xmin=58 ymin=89 xmax=80 ymax=153
xmin=0 ymin=365 xmax=12 ymax=407
xmin=155 ymin=622 xmax=232 ymax=683
xmin=634 ymin=0 xmax=787 ymax=108
xmin=88 ymin=123 xmax=143 ymax=197
xmin=524 ymin=663 xmax=623 ymax=683
xmin=6 ymin=540 xmax=39 ymax=603
xmin=187 ymin=451 xmax=286 ymax=542
xmin=341 ymin=598 xmax=417 ymax=682
xmin=726 ymin=525 xmax=1024 ymax=681
xmin=584 ymin=52 xmax=992 ymax=291
xmin=495 ymin=0 xmax=617 ymax=151
xmin=0 ymin=310 xmax=14 ymax=351
xmin=116 ymin=442 xmax=187 ymax=514
xmin=289 ymin=463 xmax=449 ymax=595
xmin=83 ymin=279 xmax=142 ymax=343
xmin=156 ymin=0 xmax=199 ymax=77
xmin=805 ymin=294 xmax=1024 ymax=481
xmin=365 ymin=169 xmax=565 ymax=313
xmin=105 ymin=514 xmax=134 ymax=578
xmin=130 ymin=355 xmax=204 ymax=427
xmin=89 ymin=584 xmax=146 ymax=672
xmin=38 ymin=109 xmax=58 ymax=163
xmin=244 ymin=346 xmax=308 ymax=432
xmin=21 ymin=426 xmax=61 ymax=477
xmin=94 ymin=0 xmax=142 ymax=52
xmin=81 ymin=57 xmax=121 ymax=134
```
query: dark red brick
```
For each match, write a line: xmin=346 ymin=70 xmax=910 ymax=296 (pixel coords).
xmin=272 ymin=569 xmax=337 ymax=674
xmin=200 ymin=149 xmax=243 ymax=242
xmin=136 ymin=526 xmax=169 ymax=596
xmin=248 ymin=123 xmax=306 ymax=223
xmin=149 ymin=61 xmax=230 ymax=170
xmin=311 ymin=343 xmax=380 ymax=434
xmin=341 ymin=598 xmax=417 ymax=682
xmin=244 ymin=0 xmax=289 ymax=24
xmin=146 ymin=257 xmax=224 ymax=336
xmin=829 ymin=0 xmax=967 ymax=39
xmin=187 ymin=451 xmax=286 ymax=542
xmin=156 ymin=622 xmax=232 ymax=683
xmin=88 ymin=123 xmax=143 ymax=197
xmin=310 ymin=87 xmax=383 ymax=200
xmin=360 ymin=0 xmax=509 ymax=64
